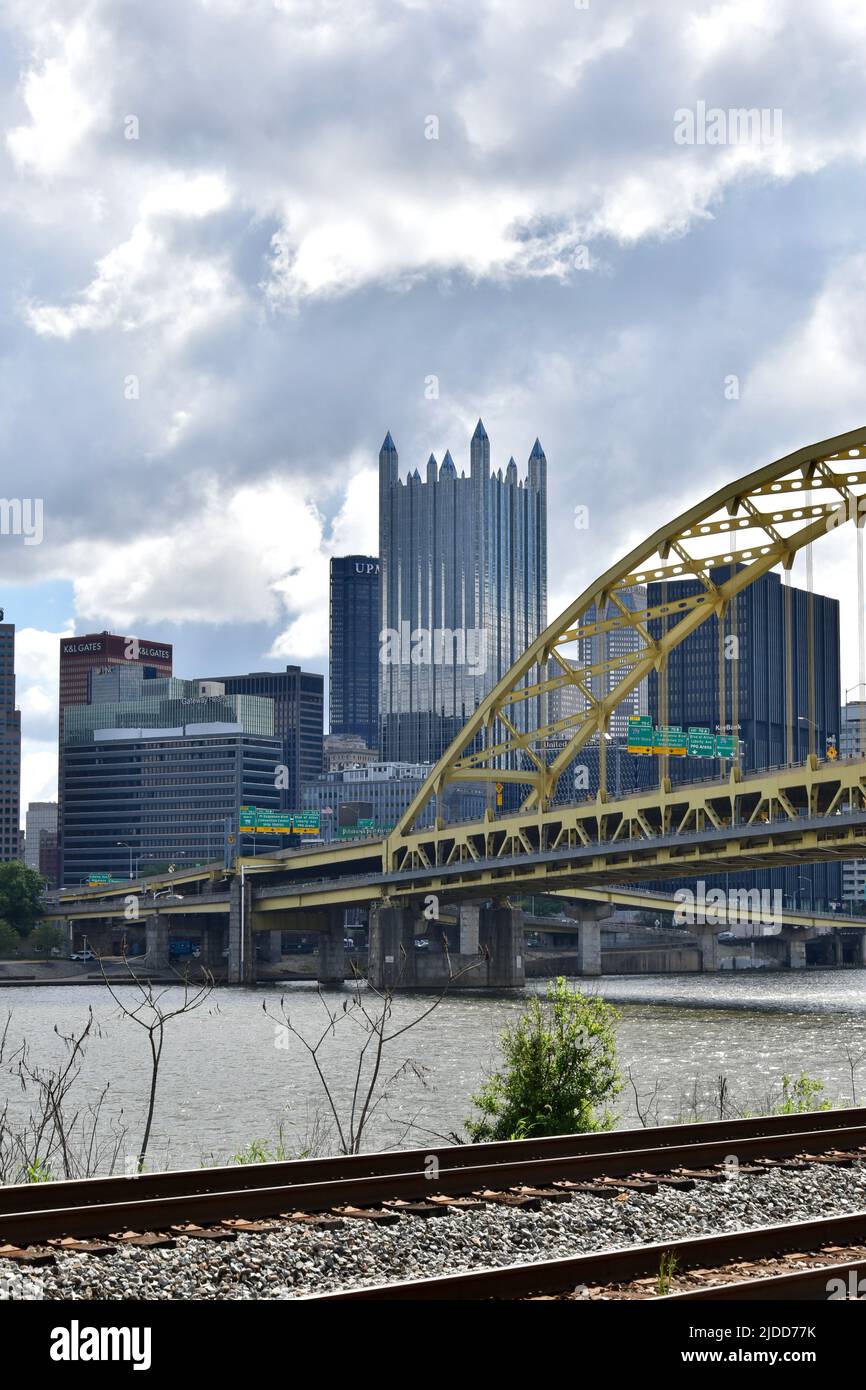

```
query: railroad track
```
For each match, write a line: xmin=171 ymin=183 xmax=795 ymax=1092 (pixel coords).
xmin=306 ymin=1208 xmax=866 ymax=1301
xmin=1 ymin=1107 xmax=865 ymax=1274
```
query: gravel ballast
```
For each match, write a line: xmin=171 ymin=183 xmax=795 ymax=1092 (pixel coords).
xmin=4 ymin=1161 xmax=866 ymax=1300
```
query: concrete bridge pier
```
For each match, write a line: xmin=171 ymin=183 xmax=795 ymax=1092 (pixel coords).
xmin=576 ymin=919 xmax=602 ymax=976
xmin=197 ymin=921 xmax=223 ymax=970
xmin=145 ymin=912 xmax=170 ymax=971
xmin=259 ymin=930 xmax=284 ymax=965
xmin=227 ymin=876 xmax=254 ymax=986
xmin=367 ymin=904 xmax=418 ymax=990
xmin=458 ymin=904 xmax=480 ymax=954
xmin=318 ymin=908 xmax=347 ymax=986
xmin=697 ymin=927 xmax=721 ymax=973
xmin=477 ymin=904 xmax=525 ymax=988
xmin=788 ymin=934 xmax=807 ymax=969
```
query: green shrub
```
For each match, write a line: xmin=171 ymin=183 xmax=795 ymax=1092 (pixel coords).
xmin=777 ymin=1073 xmax=832 ymax=1114
xmin=30 ymin=922 xmax=66 ymax=955
xmin=466 ymin=976 xmax=622 ymax=1141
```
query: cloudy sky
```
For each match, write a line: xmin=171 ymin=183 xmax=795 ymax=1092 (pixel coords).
xmin=3 ymin=0 xmax=866 ymax=815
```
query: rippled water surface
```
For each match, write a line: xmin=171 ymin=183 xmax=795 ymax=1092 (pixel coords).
xmin=1 ymin=971 xmax=865 ymax=1171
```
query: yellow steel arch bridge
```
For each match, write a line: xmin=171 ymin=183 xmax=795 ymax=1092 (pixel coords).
xmin=48 ymin=426 xmax=866 ymax=921
xmin=366 ymin=423 xmax=866 ymax=899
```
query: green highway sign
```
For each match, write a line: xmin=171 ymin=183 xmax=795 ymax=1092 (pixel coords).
xmin=239 ymin=806 xmax=293 ymax=833
xmin=624 ymin=721 xmax=739 ymax=759
xmin=653 ymin=725 xmax=687 ymax=754
xmin=687 ymin=727 xmax=716 ymax=757
xmin=626 ymin=715 xmax=655 ymax=752
xmin=239 ymin=806 xmax=322 ymax=834
xmin=337 ymin=823 xmax=390 ymax=838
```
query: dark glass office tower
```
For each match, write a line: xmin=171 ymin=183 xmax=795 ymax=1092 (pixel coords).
xmin=645 ymin=565 xmax=842 ymax=907
xmin=0 ymin=621 xmax=21 ymax=861
xmin=329 ymin=557 xmax=379 ymax=749
xmin=378 ymin=421 xmax=547 ymax=763
xmin=207 ymin=667 xmax=323 ymax=809
xmin=647 ymin=566 xmax=840 ymax=773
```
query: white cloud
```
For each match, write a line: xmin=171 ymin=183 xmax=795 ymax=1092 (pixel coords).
xmin=15 ymin=624 xmax=72 ymax=810
xmin=6 ymin=17 xmax=110 ymax=177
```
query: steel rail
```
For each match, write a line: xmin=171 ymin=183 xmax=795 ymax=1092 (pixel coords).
xmin=1 ymin=1112 xmax=865 ymax=1248
xmin=303 ymin=1209 xmax=866 ymax=1301
xmin=1 ymin=1106 xmax=862 ymax=1216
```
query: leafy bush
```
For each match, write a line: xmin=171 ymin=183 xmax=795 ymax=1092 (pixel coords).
xmin=30 ymin=922 xmax=66 ymax=955
xmin=466 ymin=977 xmax=622 ymax=1141
xmin=0 ymin=862 xmax=45 ymax=936
xmin=777 ymin=1072 xmax=832 ymax=1114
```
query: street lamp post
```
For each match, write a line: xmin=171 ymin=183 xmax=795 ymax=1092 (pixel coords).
xmin=116 ymin=841 xmax=133 ymax=880
xmin=796 ymin=874 xmax=813 ymax=911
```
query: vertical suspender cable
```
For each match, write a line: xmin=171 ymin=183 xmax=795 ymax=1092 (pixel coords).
xmin=858 ymin=518 xmax=866 ymax=757
xmin=784 ymin=567 xmax=794 ymax=765
xmin=730 ymin=591 xmax=739 ymax=764
xmin=806 ymin=492 xmax=816 ymax=759
xmin=659 ymin=581 xmax=668 ymax=791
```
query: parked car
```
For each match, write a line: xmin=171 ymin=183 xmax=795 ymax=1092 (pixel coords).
xmin=414 ymin=937 xmax=430 ymax=951
xmin=716 ymin=931 xmax=736 ymax=942
xmin=69 ymin=949 xmax=95 ymax=962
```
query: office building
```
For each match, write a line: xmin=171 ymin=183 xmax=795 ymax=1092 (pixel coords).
xmin=330 ymin=557 xmax=379 ymax=749
xmin=25 ymin=800 xmax=58 ymax=873
xmin=645 ymin=565 xmax=841 ymax=908
xmin=840 ymin=698 xmax=866 ymax=903
xmin=647 ymin=567 xmax=840 ymax=774
xmin=64 ymin=673 xmax=275 ymax=744
xmin=0 ymin=622 xmax=21 ymax=862
xmin=58 ymin=632 xmax=173 ymax=848
xmin=378 ymin=421 xmax=547 ymax=763
xmin=302 ymin=760 xmax=485 ymax=838
xmin=60 ymin=675 xmax=280 ymax=883
xmin=39 ymin=832 xmax=60 ymax=889
xmin=58 ymin=632 xmax=173 ymax=744
xmin=61 ymin=719 xmax=282 ymax=886
xmin=579 ymin=587 xmax=649 ymax=736
xmin=204 ymin=667 xmax=323 ymax=809
xmin=323 ymin=733 xmax=377 ymax=772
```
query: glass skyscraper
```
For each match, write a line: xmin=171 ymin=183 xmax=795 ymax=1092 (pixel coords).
xmin=645 ymin=564 xmax=842 ymax=908
xmin=329 ymin=556 xmax=379 ymax=749
xmin=0 ymin=621 xmax=21 ymax=862
xmin=378 ymin=420 xmax=547 ymax=763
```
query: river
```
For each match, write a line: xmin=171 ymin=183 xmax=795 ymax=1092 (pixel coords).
xmin=1 ymin=971 xmax=865 ymax=1174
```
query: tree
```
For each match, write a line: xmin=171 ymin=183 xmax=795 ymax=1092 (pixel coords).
xmin=466 ymin=976 xmax=622 ymax=1141
xmin=264 ymin=950 xmax=484 ymax=1155
xmin=0 ymin=921 xmax=19 ymax=958
xmin=0 ymin=862 xmax=46 ymax=936
xmin=30 ymin=922 xmax=66 ymax=955
xmin=99 ymin=956 xmax=214 ymax=1172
